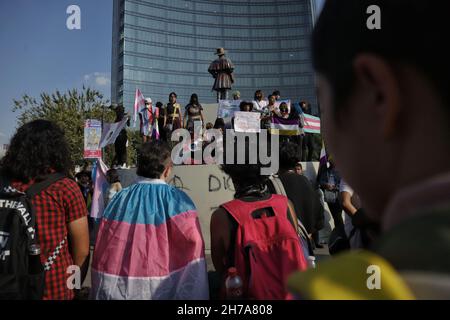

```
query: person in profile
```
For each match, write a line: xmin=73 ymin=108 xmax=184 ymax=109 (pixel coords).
xmin=289 ymin=0 xmax=450 ymax=299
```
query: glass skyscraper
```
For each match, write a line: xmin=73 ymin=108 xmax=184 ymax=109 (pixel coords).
xmin=112 ymin=0 xmax=318 ymax=112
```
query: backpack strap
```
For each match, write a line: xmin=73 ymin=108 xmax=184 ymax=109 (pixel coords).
xmin=26 ymin=173 xmax=66 ymax=198
xmin=25 ymin=173 xmax=67 ymax=272
xmin=269 ymin=175 xmax=287 ymax=197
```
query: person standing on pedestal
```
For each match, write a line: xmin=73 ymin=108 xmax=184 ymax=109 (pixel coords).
xmin=208 ymin=48 xmax=235 ymax=102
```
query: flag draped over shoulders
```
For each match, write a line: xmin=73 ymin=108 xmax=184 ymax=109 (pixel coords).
xmin=91 ymin=180 xmax=209 ymax=300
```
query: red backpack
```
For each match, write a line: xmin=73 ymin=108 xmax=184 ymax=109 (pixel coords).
xmin=221 ymin=194 xmax=308 ymax=300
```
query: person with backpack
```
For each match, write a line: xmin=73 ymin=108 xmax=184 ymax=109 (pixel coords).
xmin=269 ymin=142 xmax=324 ymax=250
xmin=0 ymin=120 xmax=90 ymax=300
xmin=210 ymin=136 xmax=308 ymax=300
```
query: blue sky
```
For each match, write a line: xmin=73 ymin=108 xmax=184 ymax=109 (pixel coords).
xmin=0 ymin=0 xmax=113 ymax=145
xmin=0 ymin=0 xmax=326 ymax=146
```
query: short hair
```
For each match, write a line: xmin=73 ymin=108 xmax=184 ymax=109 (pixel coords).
xmin=156 ymin=101 xmax=163 ymax=108
xmin=136 ymin=141 xmax=172 ymax=179
xmin=206 ymin=122 xmax=214 ymax=130
xmin=279 ymin=142 xmax=302 ymax=170
xmin=272 ymin=90 xmax=281 ymax=96
xmin=106 ymin=169 xmax=120 ymax=184
xmin=0 ymin=120 xmax=72 ymax=183
xmin=313 ymin=0 xmax=450 ymax=111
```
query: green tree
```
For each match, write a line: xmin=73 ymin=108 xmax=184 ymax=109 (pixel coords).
xmin=12 ymin=87 xmax=118 ymax=167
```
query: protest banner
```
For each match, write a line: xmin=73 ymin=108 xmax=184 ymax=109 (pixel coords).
xmin=233 ymin=111 xmax=261 ymax=133
xmin=217 ymin=100 xmax=241 ymax=127
xmin=303 ymin=113 xmax=321 ymax=134
xmin=84 ymin=119 xmax=102 ymax=159
xmin=99 ymin=117 xmax=129 ymax=148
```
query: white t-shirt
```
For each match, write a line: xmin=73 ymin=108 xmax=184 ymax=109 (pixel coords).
xmin=339 ymin=180 xmax=363 ymax=249
xmin=252 ymin=100 xmax=269 ymax=113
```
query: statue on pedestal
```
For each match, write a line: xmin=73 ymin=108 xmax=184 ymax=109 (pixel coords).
xmin=208 ymin=48 xmax=235 ymax=102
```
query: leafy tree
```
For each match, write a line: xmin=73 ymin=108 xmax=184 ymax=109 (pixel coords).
xmin=12 ymin=87 xmax=121 ymax=167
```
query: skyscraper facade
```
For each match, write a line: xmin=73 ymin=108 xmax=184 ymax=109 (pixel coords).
xmin=112 ymin=0 xmax=318 ymax=112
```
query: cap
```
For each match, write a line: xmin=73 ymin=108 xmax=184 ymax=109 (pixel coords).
xmin=145 ymin=98 xmax=152 ymax=104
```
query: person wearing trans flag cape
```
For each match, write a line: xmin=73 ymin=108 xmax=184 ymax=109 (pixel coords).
xmin=91 ymin=141 xmax=208 ymax=300
xmin=139 ymin=98 xmax=160 ymax=142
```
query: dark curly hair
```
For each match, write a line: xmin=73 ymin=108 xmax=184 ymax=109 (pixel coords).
xmin=279 ymin=141 xmax=302 ymax=171
xmin=221 ymin=133 xmax=271 ymax=191
xmin=0 ymin=120 xmax=72 ymax=183
xmin=136 ymin=141 xmax=172 ymax=179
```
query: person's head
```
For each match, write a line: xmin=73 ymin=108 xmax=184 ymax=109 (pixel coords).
xmin=279 ymin=102 xmax=289 ymax=117
xmin=190 ymin=93 xmax=199 ymax=105
xmin=239 ymin=101 xmax=253 ymax=112
xmin=114 ymin=104 xmax=126 ymax=120
xmin=213 ymin=118 xmax=225 ymax=133
xmin=272 ymin=90 xmax=281 ymax=100
xmin=254 ymin=90 xmax=264 ymax=101
xmin=268 ymin=95 xmax=276 ymax=105
xmin=221 ymin=135 xmax=270 ymax=193
xmin=295 ymin=163 xmax=303 ymax=175
xmin=206 ymin=122 xmax=214 ymax=130
xmin=232 ymin=91 xmax=241 ymax=100
xmin=145 ymin=98 xmax=152 ymax=108
xmin=106 ymin=169 xmax=120 ymax=184
xmin=156 ymin=101 xmax=163 ymax=109
xmin=76 ymin=171 xmax=91 ymax=186
xmin=279 ymin=142 xmax=302 ymax=172
xmin=169 ymin=92 xmax=177 ymax=104
xmin=136 ymin=141 xmax=173 ymax=181
xmin=0 ymin=120 xmax=72 ymax=183
xmin=300 ymin=101 xmax=310 ymax=112
xmin=312 ymin=0 xmax=450 ymax=220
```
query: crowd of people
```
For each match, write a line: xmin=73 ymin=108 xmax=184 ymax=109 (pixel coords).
xmin=1 ymin=0 xmax=449 ymax=300
xmin=136 ymin=88 xmax=318 ymax=165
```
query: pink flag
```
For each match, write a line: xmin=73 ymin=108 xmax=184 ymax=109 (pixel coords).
xmin=90 ymin=159 xmax=109 ymax=219
xmin=134 ymin=89 xmax=145 ymax=127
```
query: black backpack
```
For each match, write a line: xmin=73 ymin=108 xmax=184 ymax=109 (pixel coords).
xmin=0 ymin=173 xmax=65 ymax=300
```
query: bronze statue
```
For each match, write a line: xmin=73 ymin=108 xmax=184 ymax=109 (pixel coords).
xmin=208 ymin=48 xmax=235 ymax=102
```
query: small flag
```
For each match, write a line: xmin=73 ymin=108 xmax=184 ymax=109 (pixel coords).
xmin=99 ymin=117 xmax=129 ymax=148
xmin=90 ymin=159 xmax=110 ymax=219
xmin=303 ymin=114 xmax=321 ymax=134
xmin=134 ymin=89 xmax=145 ymax=127
xmin=270 ymin=116 xmax=300 ymax=136
xmin=319 ymin=143 xmax=327 ymax=167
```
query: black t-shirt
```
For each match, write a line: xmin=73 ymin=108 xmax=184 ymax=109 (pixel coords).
xmin=277 ymin=172 xmax=324 ymax=234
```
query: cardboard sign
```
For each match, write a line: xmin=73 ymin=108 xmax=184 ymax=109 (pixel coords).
xmin=233 ymin=111 xmax=261 ymax=133
xmin=84 ymin=119 xmax=102 ymax=159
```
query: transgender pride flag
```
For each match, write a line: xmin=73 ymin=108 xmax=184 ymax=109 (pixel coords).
xmin=90 ymin=179 xmax=209 ymax=300
xmin=303 ymin=113 xmax=321 ymax=134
